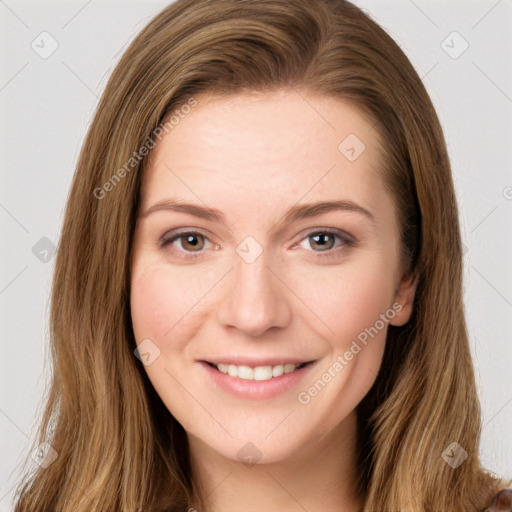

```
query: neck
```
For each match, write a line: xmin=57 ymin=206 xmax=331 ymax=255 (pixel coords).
xmin=187 ymin=411 xmax=363 ymax=512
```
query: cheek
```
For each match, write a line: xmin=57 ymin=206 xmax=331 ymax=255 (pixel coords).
xmin=130 ymin=262 xmax=211 ymax=419
xmin=131 ymin=265 xmax=176 ymax=343
xmin=293 ymin=254 xmax=396 ymax=350
xmin=130 ymin=258 xmax=225 ymax=379
xmin=292 ymin=258 xmax=394 ymax=421
xmin=130 ymin=262 xmax=205 ymax=350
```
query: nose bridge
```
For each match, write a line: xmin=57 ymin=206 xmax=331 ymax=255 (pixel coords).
xmin=216 ymin=237 xmax=291 ymax=336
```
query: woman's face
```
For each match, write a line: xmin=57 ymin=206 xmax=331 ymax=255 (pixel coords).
xmin=130 ymin=89 xmax=416 ymax=464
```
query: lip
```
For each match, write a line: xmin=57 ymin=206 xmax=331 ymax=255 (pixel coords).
xmin=201 ymin=356 xmax=312 ymax=367
xmin=199 ymin=359 xmax=318 ymax=400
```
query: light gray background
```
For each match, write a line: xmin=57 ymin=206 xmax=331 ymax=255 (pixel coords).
xmin=1 ymin=0 xmax=511 ymax=508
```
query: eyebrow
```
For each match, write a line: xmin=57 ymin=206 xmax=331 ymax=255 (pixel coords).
xmin=140 ymin=198 xmax=376 ymax=230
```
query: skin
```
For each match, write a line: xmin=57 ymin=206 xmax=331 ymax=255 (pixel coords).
xmin=130 ymin=89 xmax=416 ymax=512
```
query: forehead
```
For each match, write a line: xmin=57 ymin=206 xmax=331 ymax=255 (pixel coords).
xmin=140 ymin=89 xmax=390 ymax=222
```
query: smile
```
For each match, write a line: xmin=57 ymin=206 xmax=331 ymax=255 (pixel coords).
xmin=200 ymin=359 xmax=317 ymax=400
xmin=207 ymin=361 xmax=312 ymax=381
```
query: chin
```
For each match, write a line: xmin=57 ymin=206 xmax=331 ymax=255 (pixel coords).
xmin=187 ymin=418 xmax=329 ymax=467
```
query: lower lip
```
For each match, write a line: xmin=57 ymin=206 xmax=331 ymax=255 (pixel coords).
xmin=199 ymin=361 xmax=317 ymax=400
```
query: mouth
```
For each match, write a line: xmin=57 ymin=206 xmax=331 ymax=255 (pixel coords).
xmin=203 ymin=360 xmax=316 ymax=381
xmin=199 ymin=358 xmax=318 ymax=400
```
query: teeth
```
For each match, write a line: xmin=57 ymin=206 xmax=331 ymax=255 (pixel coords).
xmin=214 ymin=362 xmax=303 ymax=381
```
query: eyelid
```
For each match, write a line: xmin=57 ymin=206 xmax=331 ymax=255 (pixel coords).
xmin=293 ymin=228 xmax=356 ymax=258
xmin=297 ymin=227 xmax=355 ymax=245
xmin=159 ymin=228 xmax=215 ymax=252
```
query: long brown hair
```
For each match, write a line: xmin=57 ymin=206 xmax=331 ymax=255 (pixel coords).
xmin=13 ymin=0 xmax=510 ymax=510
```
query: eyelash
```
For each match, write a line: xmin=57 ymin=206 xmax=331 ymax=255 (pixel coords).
xmin=158 ymin=228 xmax=355 ymax=260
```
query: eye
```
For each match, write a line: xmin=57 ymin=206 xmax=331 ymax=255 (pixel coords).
xmin=159 ymin=228 xmax=355 ymax=260
xmin=296 ymin=229 xmax=355 ymax=257
xmin=159 ymin=230 xmax=214 ymax=257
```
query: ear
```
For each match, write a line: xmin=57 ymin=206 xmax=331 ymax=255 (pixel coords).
xmin=389 ymin=270 xmax=417 ymax=327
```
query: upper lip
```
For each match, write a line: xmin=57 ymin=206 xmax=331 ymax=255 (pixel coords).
xmin=200 ymin=357 xmax=316 ymax=367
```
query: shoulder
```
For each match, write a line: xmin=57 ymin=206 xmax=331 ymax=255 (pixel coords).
xmin=485 ymin=488 xmax=512 ymax=511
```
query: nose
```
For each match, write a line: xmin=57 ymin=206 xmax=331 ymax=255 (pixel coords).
xmin=216 ymin=248 xmax=292 ymax=337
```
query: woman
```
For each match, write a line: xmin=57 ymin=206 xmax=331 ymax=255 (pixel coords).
xmin=12 ymin=0 xmax=511 ymax=510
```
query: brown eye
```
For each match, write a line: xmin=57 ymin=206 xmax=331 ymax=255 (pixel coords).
xmin=309 ymin=232 xmax=336 ymax=251
xmin=296 ymin=229 xmax=355 ymax=259
xmin=160 ymin=231 xmax=212 ymax=255
xmin=179 ymin=233 xmax=205 ymax=251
